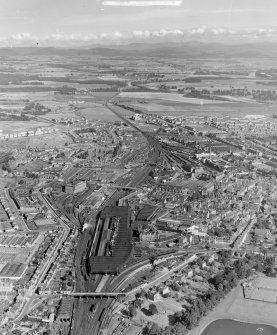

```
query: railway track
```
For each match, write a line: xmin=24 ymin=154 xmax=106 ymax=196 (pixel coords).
xmin=70 ymin=92 xmax=165 ymax=335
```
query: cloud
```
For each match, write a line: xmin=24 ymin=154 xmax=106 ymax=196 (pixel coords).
xmin=194 ymin=27 xmax=236 ymax=36
xmin=132 ymin=30 xmax=151 ymax=38
xmin=189 ymin=26 xmax=207 ymax=35
xmin=132 ymin=29 xmax=184 ymax=38
xmin=0 ymin=31 xmax=128 ymax=46
xmin=2 ymin=27 xmax=277 ymax=46
xmin=213 ymin=28 xmax=237 ymax=35
xmin=102 ymin=0 xmax=182 ymax=5
xmin=10 ymin=33 xmax=33 ymax=40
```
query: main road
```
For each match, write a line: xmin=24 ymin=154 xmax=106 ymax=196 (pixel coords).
xmin=14 ymin=222 xmax=70 ymax=322
xmin=12 ymin=191 xmax=72 ymax=322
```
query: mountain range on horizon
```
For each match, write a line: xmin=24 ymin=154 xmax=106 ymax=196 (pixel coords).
xmin=1 ymin=41 xmax=277 ymax=59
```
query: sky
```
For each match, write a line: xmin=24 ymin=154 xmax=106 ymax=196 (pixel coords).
xmin=1 ymin=0 xmax=277 ymax=46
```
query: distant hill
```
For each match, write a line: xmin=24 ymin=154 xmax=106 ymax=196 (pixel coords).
xmin=1 ymin=42 xmax=277 ymax=59
xmin=0 ymin=48 xmax=18 ymax=56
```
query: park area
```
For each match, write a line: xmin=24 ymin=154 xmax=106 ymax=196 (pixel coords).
xmin=188 ymin=283 xmax=277 ymax=335
xmin=132 ymin=296 xmax=184 ymax=328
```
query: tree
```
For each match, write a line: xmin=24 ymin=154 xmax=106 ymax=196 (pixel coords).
xmin=129 ymin=304 xmax=137 ymax=317
xmin=212 ymin=273 xmax=224 ymax=286
xmin=209 ymin=290 xmax=219 ymax=307
xmin=136 ymin=289 xmax=147 ymax=299
xmin=171 ymin=282 xmax=181 ymax=292
xmin=217 ymin=250 xmax=232 ymax=263
xmin=149 ymin=303 xmax=158 ymax=315
xmin=143 ymin=322 xmax=162 ymax=335
xmin=165 ymin=323 xmax=188 ymax=335
xmin=264 ymin=265 xmax=274 ymax=277
xmin=203 ymin=297 xmax=213 ymax=311
xmin=195 ymin=298 xmax=207 ymax=317
xmin=172 ymin=310 xmax=184 ymax=324
xmin=183 ymin=307 xmax=200 ymax=329
xmin=133 ymin=299 xmax=142 ymax=309
xmin=264 ymin=257 xmax=275 ymax=277
xmin=234 ymin=259 xmax=248 ymax=279
xmin=225 ymin=270 xmax=237 ymax=288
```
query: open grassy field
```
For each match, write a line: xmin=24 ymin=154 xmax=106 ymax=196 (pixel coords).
xmin=27 ymin=132 xmax=72 ymax=149
xmin=0 ymin=121 xmax=51 ymax=134
xmin=0 ymin=132 xmax=72 ymax=151
xmin=0 ymin=91 xmax=54 ymax=98
xmin=108 ymin=104 xmax=135 ymax=117
xmin=98 ymin=75 xmax=126 ymax=81
xmin=91 ymin=91 xmax=118 ymax=102
xmin=42 ymin=112 xmax=76 ymax=120
xmin=79 ymin=105 xmax=121 ymax=121
xmin=0 ymin=177 xmax=15 ymax=189
xmin=145 ymin=76 xmax=277 ymax=93
xmin=38 ymin=81 xmax=112 ymax=89
xmin=119 ymin=92 xmax=232 ymax=104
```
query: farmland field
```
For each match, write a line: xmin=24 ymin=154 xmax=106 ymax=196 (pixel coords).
xmin=79 ymin=106 xmax=121 ymax=121
xmin=108 ymin=104 xmax=135 ymax=117
xmin=119 ymin=92 xmax=232 ymax=104
xmin=0 ymin=121 xmax=51 ymax=134
xmin=145 ymin=77 xmax=277 ymax=92
xmin=116 ymin=99 xmax=274 ymax=117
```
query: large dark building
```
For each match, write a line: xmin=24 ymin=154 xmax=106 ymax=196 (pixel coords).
xmin=87 ymin=206 xmax=133 ymax=275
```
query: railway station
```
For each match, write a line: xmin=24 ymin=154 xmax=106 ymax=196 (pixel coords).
xmin=87 ymin=206 xmax=133 ymax=275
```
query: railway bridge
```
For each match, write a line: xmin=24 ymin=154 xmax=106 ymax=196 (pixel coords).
xmin=38 ymin=292 xmax=125 ymax=298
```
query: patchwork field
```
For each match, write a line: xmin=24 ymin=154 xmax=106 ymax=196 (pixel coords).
xmin=145 ymin=77 xmax=277 ymax=92
xmin=119 ymin=92 xmax=232 ymax=104
xmin=116 ymin=99 xmax=274 ymax=118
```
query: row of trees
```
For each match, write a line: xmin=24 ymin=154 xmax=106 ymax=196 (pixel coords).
xmin=182 ymin=86 xmax=277 ymax=101
xmin=0 ymin=112 xmax=30 ymax=121
xmin=114 ymin=102 xmax=143 ymax=114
